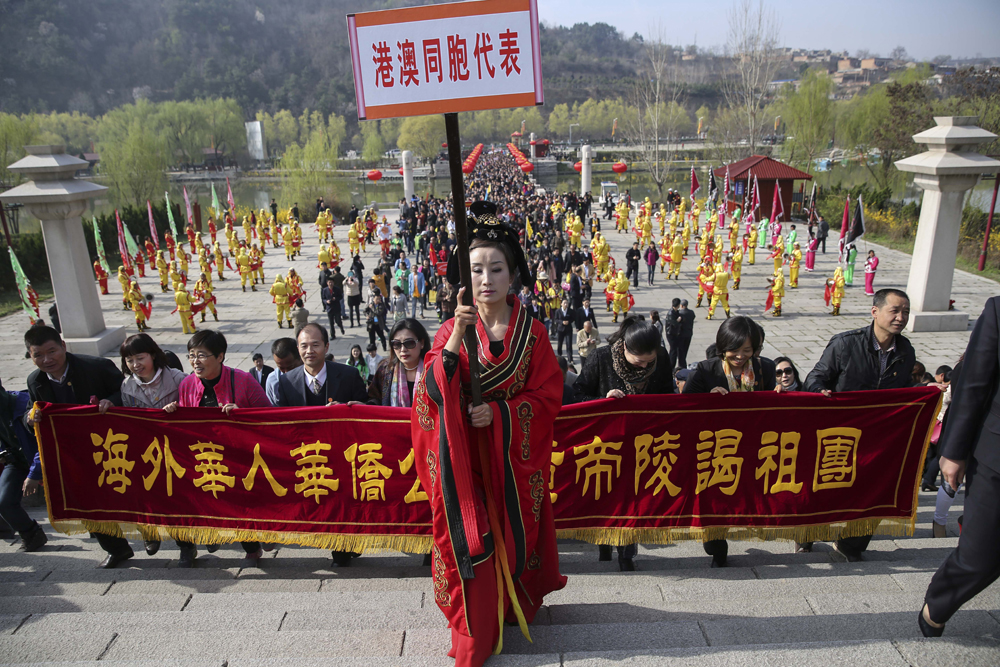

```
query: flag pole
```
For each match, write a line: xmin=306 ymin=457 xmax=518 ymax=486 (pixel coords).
xmin=444 ymin=112 xmax=482 ymax=407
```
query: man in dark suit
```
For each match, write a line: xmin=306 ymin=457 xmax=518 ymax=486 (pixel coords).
xmin=818 ymin=215 xmax=830 ymax=254
xmin=23 ymin=326 xmax=132 ymax=568
xmin=272 ymin=323 xmax=368 ymax=567
xmin=553 ymin=298 xmax=575 ymax=363
xmin=574 ymin=298 xmax=599 ymax=334
xmin=249 ymin=353 xmax=273 ymax=388
xmin=920 ymin=296 xmax=1000 ymax=636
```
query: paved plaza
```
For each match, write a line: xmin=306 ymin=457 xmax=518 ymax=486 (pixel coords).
xmin=0 ymin=211 xmax=990 ymax=386
xmin=1 ymin=210 xmax=999 ymax=665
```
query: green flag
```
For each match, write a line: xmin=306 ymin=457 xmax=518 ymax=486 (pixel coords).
xmin=8 ymin=247 xmax=37 ymax=321
xmin=122 ymin=220 xmax=140 ymax=258
xmin=211 ymin=182 xmax=223 ymax=218
xmin=165 ymin=191 xmax=180 ymax=238
xmin=92 ymin=216 xmax=110 ymax=274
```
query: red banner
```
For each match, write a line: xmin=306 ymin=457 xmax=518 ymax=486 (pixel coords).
xmin=35 ymin=388 xmax=940 ymax=551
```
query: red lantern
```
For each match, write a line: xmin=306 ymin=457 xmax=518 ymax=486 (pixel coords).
xmin=611 ymin=162 xmax=628 ymax=174
xmin=441 ymin=142 xmax=448 ymax=148
xmin=520 ymin=162 xmax=534 ymax=173
xmin=529 ymin=140 xmax=537 ymax=146
xmin=398 ymin=168 xmax=403 ymax=175
xmin=462 ymin=164 xmax=474 ymax=174
xmin=573 ymin=161 xmax=583 ymax=173
xmin=367 ymin=169 xmax=383 ymax=182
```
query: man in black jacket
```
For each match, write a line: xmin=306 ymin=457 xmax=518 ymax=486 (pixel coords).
xmin=920 ymin=296 xmax=1000 ymax=636
xmin=817 ymin=215 xmax=830 ymax=254
xmin=625 ymin=242 xmax=641 ymax=288
xmin=249 ymin=353 xmax=274 ymax=387
xmin=676 ymin=300 xmax=696 ymax=369
xmin=575 ymin=298 xmax=599 ymax=334
xmin=24 ymin=326 xmax=132 ymax=568
xmin=665 ymin=298 xmax=682 ymax=370
xmin=803 ymin=289 xmax=916 ymax=560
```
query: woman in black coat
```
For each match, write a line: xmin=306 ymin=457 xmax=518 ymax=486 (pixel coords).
xmin=684 ymin=315 xmax=777 ymax=567
xmin=574 ymin=315 xmax=675 ymax=570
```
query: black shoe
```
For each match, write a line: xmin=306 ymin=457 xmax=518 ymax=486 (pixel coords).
xmin=241 ymin=548 xmax=264 ymax=568
xmin=144 ymin=539 xmax=161 ymax=556
xmin=618 ymin=555 xmax=635 ymax=572
xmin=711 ymin=553 xmax=728 ymax=568
xmin=177 ymin=545 xmax=198 ymax=568
xmin=598 ymin=545 xmax=613 ymax=561
xmin=833 ymin=540 xmax=863 ymax=562
xmin=922 ymin=482 xmax=939 ymax=492
xmin=205 ymin=543 xmax=220 ymax=553
xmin=422 ymin=553 xmax=432 ymax=566
xmin=19 ymin=525 xmax=48 ymax=552
xmin=331 ymin=550 xmax=354 ymax=567
xmin=97 ymin=548 xmax=134 ymax=569
xmin=918 ymin=605 xmax=945 ymax=637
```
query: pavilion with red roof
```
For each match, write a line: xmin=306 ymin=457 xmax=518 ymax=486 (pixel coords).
xmin=713 ymin=156 xmax=813 ymax=222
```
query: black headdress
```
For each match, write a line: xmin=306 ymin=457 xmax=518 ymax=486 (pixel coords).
xmin=446 ymin=201 xmax=534 ymax=287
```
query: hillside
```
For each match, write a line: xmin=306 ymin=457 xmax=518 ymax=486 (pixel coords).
xmin=0 ymin=0 xmax=727 ymax=118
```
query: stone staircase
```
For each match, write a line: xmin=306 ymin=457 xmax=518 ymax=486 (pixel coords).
xmin=1 ymin=491 xmax=998 ymax=666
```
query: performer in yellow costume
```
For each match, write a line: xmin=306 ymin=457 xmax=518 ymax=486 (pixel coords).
xmin=789 ymin=242 xmax=802 ymax=288
xmin=657 ymin=204 xmax=667 ymax=236
xmin=668 ymin=208 xmax=679 ymax=238
xmin=669 ymin=233 xmax=684 ymax=279
xmin=329 ymin=239 xmax=342 ymax=267
xmin=570 ymin=214 xmax=584 ymax=249
xmin=611 ymin=269 xmax=631 ymax=323
xmin=127 ymin=282 xmax=149 ymax=331
xmin=250 ymin=244 xmax=265 ymax=285
xmin=639 ymin=214 xmax=653 ymax=249
xmin=270 ymin=273 xmax=292 ymax=328
xmin=236 ymin=249 xmax=256 ymax=292
xmin=283 ymin=225 xmax=296 ymax=260
xmin=682 ymin=217 xmax=692 ymax=254
xmin=316 ymin=210 xmax=329 ymax=243
xmin=117 ymin=267 xmax=131 ymax=310
xmin=168 ymin=263 xmax=183 ymax=291
xmin=194 ymin=273 xmax=218 ymax=322
xmin=156 ymin=250 xmax=170 ymax=292
xmin=696 ymin=259 xmax=713 ymax=308
xmin=227 ymin=227 xmax=239 ymax=258
xmin=771 ymin=270 xmax=785 ymax=318
xmin=829 ymin=266 xmax=845 ymax=316
xmin=269 ymin=215 xmax=280 ymax=248
xmin=212 ymin=242 xmax=226 ymax=280
xmin=242 ymin=216 xmax=254 ymax=243
xmin=347 ymin=223 xmax=360 ymax=257
xmin=615 ymin=200 xmax=629 ymax=233
xmin=292 ymin=221 xmax=303 ymax=257
xmin=255 ymin=217 xmax=267 ymax=254
xmin=706 ymin=262 xmax=731 ymax=320
xmin=175 ymin=286 xmax=196 ymax=334
xmin=730 ymin=244 xmax=744 ymax=290
xmin=658 ymin=234 xmax=672 ymax=273
xmin=748 ymin=226 xmax=757 ymax=264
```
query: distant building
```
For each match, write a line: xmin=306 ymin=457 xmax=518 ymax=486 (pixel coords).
xmin=838 ymin=58 xmax=860 ymax=71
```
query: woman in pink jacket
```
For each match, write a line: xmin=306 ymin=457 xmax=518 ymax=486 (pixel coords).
xmin=164 ymin=329 xmax=272 ymax=566
xmin=864 ymin=250 xmax=879 ymax=296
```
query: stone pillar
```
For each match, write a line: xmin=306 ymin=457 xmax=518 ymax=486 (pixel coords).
xmin=895 ymin=117 xmax=1000 ymax=332
xmin=401 ymin=150 xmax=414 ymax=201
xmin=529 ymin=133 xmax=536 ymax=160
xmin=0 ymin=145 xmax=126 ymax=355
xmin=580 ymin=145 xmax=593 ymax=196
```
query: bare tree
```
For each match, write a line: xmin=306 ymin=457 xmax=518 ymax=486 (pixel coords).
xmin=721 ymin=0 xmax=781 ymax=158
xmin=623 ymin=27 xmax=686 ymax=197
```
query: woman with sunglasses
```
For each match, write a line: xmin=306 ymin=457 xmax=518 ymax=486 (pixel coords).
xmin=685 ymin=316 xmax=776 ymax=567
xmin=574 ymin=314 xmax=676 ymax=570
xmin=368 ymin=318 xmax=430 ymax=406
xmin=411 ymin=202 xmax=566 ymax=667
xmin=773 ymin=356 xmax=802 ymax=392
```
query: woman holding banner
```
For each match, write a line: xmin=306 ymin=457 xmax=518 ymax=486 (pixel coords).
xmin=412 ymin=201 xmax=566 ymax=666
xmin=685 ymin=316 xmax=777 ymax=567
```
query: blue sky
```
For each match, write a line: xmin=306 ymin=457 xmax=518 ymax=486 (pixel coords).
xmin=537 ymin=0 xmax=1000 ymax=61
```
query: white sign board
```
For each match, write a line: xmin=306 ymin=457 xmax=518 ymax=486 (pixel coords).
xmin=245 ymin=121 xmax=266 ymax=161
xmin=347 ymin=0 xmax=543 ymax=120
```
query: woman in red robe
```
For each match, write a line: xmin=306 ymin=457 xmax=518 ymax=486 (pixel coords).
xmin=412 ymin=202 xmax=566 ymax=667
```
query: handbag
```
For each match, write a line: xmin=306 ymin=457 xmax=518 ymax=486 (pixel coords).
xmin=428 ymin=288 xmax=438 ymax=302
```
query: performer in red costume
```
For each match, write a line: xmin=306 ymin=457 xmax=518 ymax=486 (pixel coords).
xmin=412 ymin=201 xmax=566 ymax=667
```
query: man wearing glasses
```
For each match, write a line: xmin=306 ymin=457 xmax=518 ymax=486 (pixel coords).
xmin=271 ymin=322 xmax=368 ymax=567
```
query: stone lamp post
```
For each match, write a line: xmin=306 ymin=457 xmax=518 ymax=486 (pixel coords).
xmin=0 ymin=145 xmax=125 ymax=355
xmin=895 ymin=117 xmax=1000 ymax=332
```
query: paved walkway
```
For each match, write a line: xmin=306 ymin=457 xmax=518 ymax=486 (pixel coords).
xmin=0 ymin=213 xmax=988 ymax=386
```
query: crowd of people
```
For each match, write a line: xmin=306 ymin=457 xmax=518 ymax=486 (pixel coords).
xmin=1 ymin=150 xmax=994 ymax=664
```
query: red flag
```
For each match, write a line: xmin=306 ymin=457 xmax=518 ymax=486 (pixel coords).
xmin=838 ymin=195 xmax=851 ymax=261
xmin=764 ymin=288 xmax=774 ymax=312
xmin=115 ymin=209 xmax=132 ymax=272
xmin=147 ymin=201 xmax=159 ymax=250
xmin=226 ymin=177 xmax=236 ymax=213
xmin=690 ymin=166 xmax=700 ymax=201
xmin=183 ymin=186 xmax=194 ymax=228
xmin=771 ymin=180 xmax=784 ymax=222
xmin=824 ymin=281 xmax=833 ymax=307
xmin=720 ymin=167 xmax=730 ymax=228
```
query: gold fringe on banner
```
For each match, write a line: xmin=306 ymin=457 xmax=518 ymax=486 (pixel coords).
xmin=556 ymin=516 xmax=917 ymax=547
xmin=48 ymin=520 xmax=436 ymax=555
